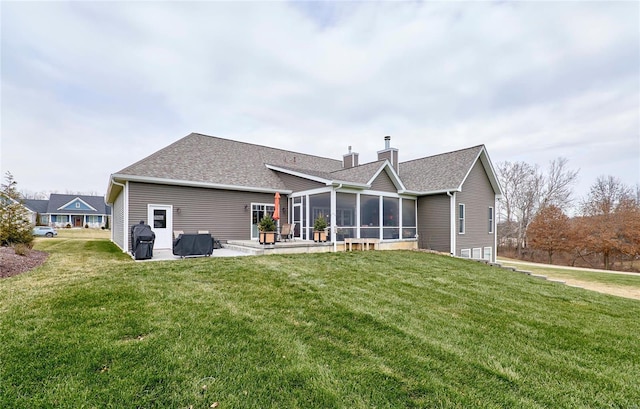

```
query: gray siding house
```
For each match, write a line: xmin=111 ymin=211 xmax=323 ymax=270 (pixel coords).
xmin=24 ymin=194 xmax=110 ymax=228
xmin=106 ymin=133 xmax=502 ymax=261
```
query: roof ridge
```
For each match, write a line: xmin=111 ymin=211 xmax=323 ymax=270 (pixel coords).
xmin=399 ymin=144 xmax=484 ymax=165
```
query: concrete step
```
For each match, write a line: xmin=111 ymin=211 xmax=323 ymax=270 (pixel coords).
xmin=221 ymin=243 xmax=263 ymax=256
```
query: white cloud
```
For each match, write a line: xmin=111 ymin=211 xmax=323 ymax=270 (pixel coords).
xmin=1 ymin=1 xmax=638 ymax=199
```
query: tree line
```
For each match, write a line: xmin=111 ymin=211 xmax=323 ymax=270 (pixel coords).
xmin=497 ymin=159 xmax=640 ymax=271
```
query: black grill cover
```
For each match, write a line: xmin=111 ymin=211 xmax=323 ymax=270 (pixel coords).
xmin=131 ymin=222 xmax=155 ymax=260
xmin=172 ymin=234 xmax=213 ymax=257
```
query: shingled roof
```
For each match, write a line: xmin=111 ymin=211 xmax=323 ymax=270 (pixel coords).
xmin=114 ymin=133 xmax=343 ymax=191
xmin=47 ymin=194 xmax=111 ymax=215
xmin=399 ymin=145 xmax=486 ymax=193
xmin=109 ymin=133 xmax=501 ymax=199
xmin=23 ymin=199 xmax=48 ymax=214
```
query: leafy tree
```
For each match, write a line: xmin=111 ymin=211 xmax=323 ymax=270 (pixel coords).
xmin=0 ymin=172 xmax=34 ymax=246
xmin=527 ymin=205 xmax=570 ymax=264
xmin=577 ymin=176 xmax=638 ymax=270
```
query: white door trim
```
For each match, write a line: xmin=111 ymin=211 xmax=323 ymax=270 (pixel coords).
xmin=148 ymin=204 xmax=173 ymax=249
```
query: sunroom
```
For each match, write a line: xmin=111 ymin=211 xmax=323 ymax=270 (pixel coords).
xmin=289 ymin=189 xmax=417 ymax=243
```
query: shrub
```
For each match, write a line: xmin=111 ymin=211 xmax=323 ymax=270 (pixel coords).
xmin=84 ymin=224 xmax=89 ymax=229
xmin=258 ymin=214 xmax=276 ymax=232
xmin=0 ymin=172 xmax=34 ymax=247
xmin=66 ymin=224 xmax=71 ymax=229
xmin=13 ymin=243 xmax=30 ymax=256
xmin=314 ymin=214 xmax=327 ymax=231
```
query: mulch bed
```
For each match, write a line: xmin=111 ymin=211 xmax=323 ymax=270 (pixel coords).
xmin=0 ymin=246 xmax=49 ymax=279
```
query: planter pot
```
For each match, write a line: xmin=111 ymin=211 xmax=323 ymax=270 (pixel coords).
xmin=259 ymin=231 xmax=276 ymax=245
xmin=313 ymin=230 xmax=327 ymax=242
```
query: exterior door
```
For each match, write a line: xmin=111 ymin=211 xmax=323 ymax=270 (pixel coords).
xmin=251 ymin=204 xmax=275 ymax=240
xmin=148 ymin=204 xmax=172 ymax=249
xmin=293 ymin=200 xmax=303 ymax=239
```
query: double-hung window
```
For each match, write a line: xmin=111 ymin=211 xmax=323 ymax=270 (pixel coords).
xmin=458 ymin=203 xmax=465 ymax=234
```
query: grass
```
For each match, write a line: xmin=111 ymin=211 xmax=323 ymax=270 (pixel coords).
xmin=1 ymin=237 xmax=639 ymax=408
xmin=498 ymin=258 xmax=640 ymax=290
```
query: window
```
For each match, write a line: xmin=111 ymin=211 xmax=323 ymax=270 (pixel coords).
xmin=336 ymin=193 xmax=356 ymax=241
xmin=153 ymin=209 xmax=167 ymax=228
xmin=401 ymin=198 xmax=417 ymax=239
xmin=460 ymin=249 xmax=470 ymax=258
xmin=472 ymin=248 xmax=482 ymax=259
xmin=458 ymin=203 xmax=465 ymax=234
xmin=383 ymin=197 xmax=399 ymax=239
xmin=483 ymin=247 xmax=492 ymax=261
xmin=488 ymin=207 xmax=494 ymax=234
xmin=360 ymin=195 xmax=380 ymax=239
xmin=76 ymin=202 xmax=81 ymax=208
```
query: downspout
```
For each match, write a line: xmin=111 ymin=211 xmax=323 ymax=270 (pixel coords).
xmin=332 ymin=183 xmax=342 ymax=253
xmin=110 ymin=179 xmax=128 ymax=253
xmin=447 ymin=191 xmax=455 ymax=256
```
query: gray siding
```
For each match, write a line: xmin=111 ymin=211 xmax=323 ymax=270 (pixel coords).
xmin=277 ymin=172 xmax=325 ymax=192
xmin=370 ymin=171 xmax=397 ymax=192
xmin=112 ymin=189 xmax=125 ymax=250
xmin=456 ymin=160 xmax=496 ymax=258
xmin=417 ymin=194 xmax=450 ymax=252
xmin=128 ymin=182 xmax=285 ymax=242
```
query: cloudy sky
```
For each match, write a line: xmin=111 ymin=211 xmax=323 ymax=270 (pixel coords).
xmin=1 ymin=1 xmax=638 ymax=204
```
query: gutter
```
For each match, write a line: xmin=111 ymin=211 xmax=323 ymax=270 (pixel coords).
xmin=447 ymin=191 xmax=455 ymax=256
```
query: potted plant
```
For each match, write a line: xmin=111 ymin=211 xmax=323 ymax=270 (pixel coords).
xmin=258 ymin=214 xmax=276 ymax=245
xmin=313 ymin=214 xmax=328 ymax=242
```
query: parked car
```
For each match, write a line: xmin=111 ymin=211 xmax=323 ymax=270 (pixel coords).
xmin=33 ymin=226 xmax=58 ymax=237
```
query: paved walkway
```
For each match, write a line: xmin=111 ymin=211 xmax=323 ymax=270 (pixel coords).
xmin=134 ymin=248 xmax=251 ymax=262
xmin=497 ymin=258 xmax=640 ymax=276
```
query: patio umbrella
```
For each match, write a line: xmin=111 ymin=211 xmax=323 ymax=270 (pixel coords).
xmin=273 ymin=192 xmax=281 ymax=221
xmin=273 ymin=192 xmax=281 ymax=241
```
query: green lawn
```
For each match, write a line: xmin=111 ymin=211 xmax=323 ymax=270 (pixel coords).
xmin=1 ymin=238 xmax=639 ymax=408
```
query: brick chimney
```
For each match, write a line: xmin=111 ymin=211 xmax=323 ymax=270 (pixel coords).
xmin=343 ymin=145 xmax=359 ymax=169
xmin=377 ymin=135 xmax=398 ymax=170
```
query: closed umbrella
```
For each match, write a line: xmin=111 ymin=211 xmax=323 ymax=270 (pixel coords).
xmin=273 ymin=192 xmax=280 ymax=221
xmin=273 ymin=192 xmax=281 ymax=241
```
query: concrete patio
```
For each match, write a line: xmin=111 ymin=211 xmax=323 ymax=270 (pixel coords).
xmin=133 ymin=239 xmax=336 ymax=261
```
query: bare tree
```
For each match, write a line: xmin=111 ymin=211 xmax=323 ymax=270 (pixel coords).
xmin=497 ymin=157 xmax=579 ymax=256
xmin=540 ymin=157 xmax=580 ymax=209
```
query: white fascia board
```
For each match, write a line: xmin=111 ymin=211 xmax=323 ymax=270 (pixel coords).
xmin=265 ymin=164 xmax=332 ymax=185
xmin=58 ymin=197 xmax=97 ymax=212
xmin=330 ymin=180 xmax=370 ymax=189
xmin=458 ymin=147 xmax=503 ymax=195
xmin=401 ymin=188 xmax=462 ymax=196
xmin=366 ymin=160 xmax=406 ymax=191
xmin=110 ymin=174 xmax=292 ymax=195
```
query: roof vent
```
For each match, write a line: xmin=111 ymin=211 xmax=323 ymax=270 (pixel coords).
xmin=384 ymin=135 xmax=391 ymax=149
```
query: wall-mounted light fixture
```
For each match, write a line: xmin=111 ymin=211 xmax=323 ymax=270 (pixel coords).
xmin=176 ymin=207 xmax=181 ymax=214
xmin=244 ymin=204 xmax=249 ymax=211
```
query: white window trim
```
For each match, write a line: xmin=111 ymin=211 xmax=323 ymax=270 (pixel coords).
xmin=472 ymin=247 xmax=482 ymax=259
xmin=460 ymin=248 xmax=471 ymax=258
xmin=483 ymin=247 xmax=492 ymax=261
xmin=489 ymin=206 xmax=494 ymax=234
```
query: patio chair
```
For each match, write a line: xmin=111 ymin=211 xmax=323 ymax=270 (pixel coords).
xmin=280 ymin=223 xmax=295 ymax=241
